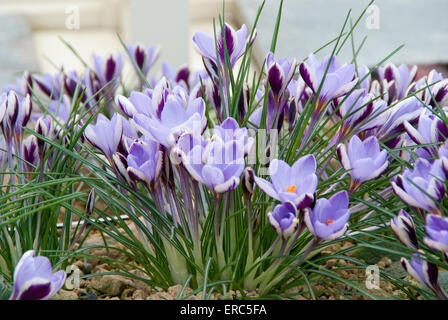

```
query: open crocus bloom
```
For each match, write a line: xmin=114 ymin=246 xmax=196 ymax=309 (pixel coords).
xmin=268 ymin=201 xmax=298 ymax=239
xmin=299 ymin=53 xmax=357 ymax=109
xmin=391 ymin=158 xmax=446 ymax=213
xmin=132 ymin=79 xmax=207 ymax=148
xmin=254 ymin=155 xmax=317 ymax=209
xmin=213 ymin=117 xmax=254 ymax=156
xmin=304 ymin=191 xmax=350 ymax=241
xmin=84 ymin=113 xmax=123 ymax=159
xmin=10 ymin=250 xmax=66 ymax=300
xmin=424 ymin=214 xmax=448 ymax=253
xmin=181 ymin=136 xmax=245 ymax=193
xmin=337 ymin=135 xmax=389 ymax=185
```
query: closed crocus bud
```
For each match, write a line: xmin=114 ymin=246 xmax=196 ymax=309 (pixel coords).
xmin=424 ymin=215 xmax=448 ymax=254
xmin=337 ymin=135 xmax=389 ymax=192
xmin=390 ymin=210 xmax=419 ymax=249
xmin=22 ymin=135 xmax=39 ymax=173
xmin=86 ymin=188 xmax=96 ymax=214
xmin=265 ymin=52 xmax=296 ymax=99
xmin=268 ymin=201 xmax=299 ymax=239
xmin=127 ymin=44 xmax=160 ymax=77
xmin=9 ymin=250 xmax=66 ymax=300
xmin=304 ymin=191 xmax=350 ymax=241
xmin=1 ymin=90 xmax=19 ymax=137
xmin=35 ymin=116 xmax=52 ymax=154
xmin=237 ymin=83 xmax=250 ymax=121
xmin=401 ymin=252 xmax=445 ymax=298
xmin=241 ymin=167 xmax=255 ymax=198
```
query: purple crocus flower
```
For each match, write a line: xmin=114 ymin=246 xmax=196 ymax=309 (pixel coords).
xmin=337 ymin=135 xmax=389 ymax=189
xmin=404 ymin=110 xmax=448 ymax=159
xmin=377 ymin=63 xmax=417 ymax=102
xmin=132 ymin=80 xmax=206 ymax=149
xmin=9 ymin=250 xmax=66 ymax=300
xmin=361 ymin=96 xmax=423 ymax=149
xmin=192 ymin=23 xmax=256 ymax=77
xmin=126 ymin=138 xmax=163 ymax=189
xmin=304 ymin=191 xmax=350 ymax=241
xmin=401 ymin=253 xmax=442 ymax=296
xmin=333 ymin=89 xmax=374 ymax=137
xmin=390 ymin=209 xmax=419 ymax=249
xmin=22 ymin=135 xmax=39 ymax=173
xmin=254 ymin=155 xmax=317 ymax=209
xmin=299 ymin=53 xmax=357 ymax=112
xmin=115 ymin=89 xmax=153 ymax=118
xmin=213 ymin=117 xmax=254 ymax=156
xmin=0 ymin=90 xmax=32 ymax=140
xmin=424 ymin=214 xmax=448 ymax=254
xmin=127 ymin=44 xmax=160 ymax=77
xmin=409 ymin=69 xmax=448 ymax=109
xmin=180 ymin=136 xmax=245 ymax=193
xmin=268 ymin=201 xmax=299 ymax=239
xmin=91 ymin=53 xmax=123 ymax=99
xmin=2 ymin=71 xmax=33 ymax=97
xmin=391 ymin=158 xmax=446 ymax=213
xmin=84 ymin=113 xmax=123 ymax=159
xmin=265 ymin=52 xmax=296 ymax=99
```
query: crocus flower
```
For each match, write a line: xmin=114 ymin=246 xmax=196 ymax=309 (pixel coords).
xmin=390 ymin=209 xmax=419 ymax=249
xmin=91 ymin=53 xmax=123 ymax=100
xmin=304 ymin=191 xmax=350 ymax=241
xmin=180 ymin=136 xmax=245 ymax=193
xmin=377 ymin=63 xmax=417 ymax=102
xmin=337 ymin=135 xmax=389 ymax=189
xmin=404 ymin=110 xmax=448 ymax=159
xmin=391 ymin=158 xmax=446 ymax=213
xmin=126 ymin=138 xmax=163 ymax=189
xmin=10 ymin=250 xmax=66 ymax=300
xmin=213 ymin=117 xmax=254 ymax=156
xmin=409 ymin=69 xmax=448 ymax=109
xmin=299 ymin=53 xmax=357 ymax=112
xmin=193 ymin=23 xmax=256 ymax=78
xmin=133 ymin=80 xmax=206 ymax=149
xmin=22 ymin=135 xmax=39 ymax=173
xmin=401 ymin=253 xmax=443 ymax=296
xmin=2 ymin=71 xmax=33 ymax=97
xmin=265 ymin=52 xmax=296 ymax=99
xmin=0 ymin=91 xmax=31 ymax=140
xmin=254 ymin=155 xmax=317 ymax=209
xmin=361 ymin=96 xmax=423 ymax=149
xmin=84 ymin=113 xmax=123 ymax=159
xmin=268 ymin=201 xmax=299 ymax=239
xmin=333 ymin=89 xmax=374 ymax=137
xmin=424 ymin=214 xmax=448 ymax=254
xmin=127 ymin=44 xmax=160 ymax=77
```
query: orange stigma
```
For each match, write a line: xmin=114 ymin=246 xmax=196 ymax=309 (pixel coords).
xmin=326 ymin=219 xmax=334 ymax=225
xmin=285 ymin=185 xmax=297 ymax=193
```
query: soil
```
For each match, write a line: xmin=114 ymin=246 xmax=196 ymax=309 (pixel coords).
xmin=53 ymin=225 xmax=418 ymax=300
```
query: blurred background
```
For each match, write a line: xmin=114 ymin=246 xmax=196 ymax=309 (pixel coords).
xmin=0 ymin=0 xmax=447 ymax=87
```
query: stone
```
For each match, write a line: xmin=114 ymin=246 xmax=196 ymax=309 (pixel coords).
xmin=132 ymin=289 xmax=148 ymax=300
xmin=52 ymin=289 xmax=79 ymax=300
xmin=89 ymin=274 xmax=132 ymax=296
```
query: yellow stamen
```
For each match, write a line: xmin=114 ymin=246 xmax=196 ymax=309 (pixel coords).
xmin=285 ymin=185 xmax=297 ymax=193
